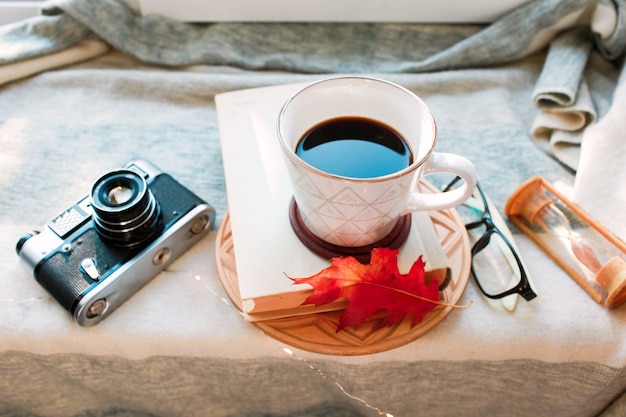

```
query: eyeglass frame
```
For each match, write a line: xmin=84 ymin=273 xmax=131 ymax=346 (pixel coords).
xmin=444 ymin=177 xmax=537 ymax=301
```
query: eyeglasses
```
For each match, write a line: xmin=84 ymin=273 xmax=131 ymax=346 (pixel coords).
xmin=444 ymin=177 xmax=537 ymax=302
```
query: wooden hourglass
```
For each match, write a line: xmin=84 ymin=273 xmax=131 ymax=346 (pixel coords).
xmin=505 ymin=176 xmax=626 ymax=309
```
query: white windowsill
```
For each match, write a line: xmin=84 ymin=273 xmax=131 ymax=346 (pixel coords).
xmin=1 ymin=1 xmax=531 ymax=26
xmin=138 ymin=0 xmax=531 ymax=23
xmin=0 ymin=1 xmax=42 ymax=26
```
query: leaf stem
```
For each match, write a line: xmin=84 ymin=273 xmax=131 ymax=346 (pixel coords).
xmin=355 ymin=280 xmax=472 ymax=309
xmin=297 ymin=275 xmax=472 ymax=309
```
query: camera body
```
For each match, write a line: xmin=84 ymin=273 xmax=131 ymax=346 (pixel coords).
xmin=16 ymin=159 xmax=215 ymax=326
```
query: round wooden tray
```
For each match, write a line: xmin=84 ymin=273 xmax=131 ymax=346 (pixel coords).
xmin=216 ymin=183 xmax=471 ymax=356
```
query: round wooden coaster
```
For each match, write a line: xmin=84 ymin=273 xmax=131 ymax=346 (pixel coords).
xmin=216 ymin=181 xmax=471 ymax=356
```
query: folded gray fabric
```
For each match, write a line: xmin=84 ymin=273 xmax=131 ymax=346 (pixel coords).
xmin=594 ymin=0 xmax=626 ymax=59
xmin=0 ymin=0 xmax=595 ymax=73
xmin=531 ymin=28 xmax=596 ymax=169
xmin=527 ymin=0 xmax=626 ymax=170
xmin=0 ymin=13 xmax=90 ymax=64
xmin=533 ymin=28 xmax=593 ymax=108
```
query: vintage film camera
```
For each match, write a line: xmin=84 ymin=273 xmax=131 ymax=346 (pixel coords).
xmin=16 ymin=159 xmax=215 ymax=326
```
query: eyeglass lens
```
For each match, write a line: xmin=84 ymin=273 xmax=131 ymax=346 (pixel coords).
xmin=472 ymin=231 xmax=523 ymax=297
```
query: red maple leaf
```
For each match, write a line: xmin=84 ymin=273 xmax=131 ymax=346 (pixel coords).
xmin=290 ymin=247 xmax=440 ymax=331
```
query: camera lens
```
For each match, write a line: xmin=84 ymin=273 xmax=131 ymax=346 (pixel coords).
xmin=90 ymin=169 xmax=162 ymax=248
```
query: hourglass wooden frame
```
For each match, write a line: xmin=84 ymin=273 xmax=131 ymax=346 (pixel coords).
xmin=505 ymin=176 xmax=626 ymax=309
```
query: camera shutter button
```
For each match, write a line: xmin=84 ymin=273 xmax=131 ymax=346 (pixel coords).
xmin=80 ymin=258 xmax=101 ymax=281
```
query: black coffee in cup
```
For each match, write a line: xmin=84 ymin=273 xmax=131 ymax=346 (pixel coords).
xmin=295 ymin=116 xmax=413 ymax=179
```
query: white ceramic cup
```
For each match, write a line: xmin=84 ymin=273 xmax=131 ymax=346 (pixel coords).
xmin=277 ymin=76 xmax=477 ymax=248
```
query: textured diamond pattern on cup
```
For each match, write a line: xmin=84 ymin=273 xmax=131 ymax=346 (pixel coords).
xmin=315 ymin=216 xmax=396 ymax=247
xmin=349 ymin=205 xmax=384 ymax=221
xmin=316 ymin=201 xmax=350 ymax=221
xmin=330 ymin=187 xmax=368 ymax=206
xmin=302 ymin=210 xmax=336 ymax=240
xmin=372 ymin=182 xmax=406 ymax=204
xmin=291 ymin=168 xmax=412 ymax=247
xmin=345 ymin=216 xmax=397 ymax=246
xmin=293 ymin=171 xmax=326 ymax=206
xmin=327 ymin=218 xmax=374 ymax=247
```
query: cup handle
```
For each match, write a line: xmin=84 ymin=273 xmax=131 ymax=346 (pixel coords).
xmin=405 ymin=152 xmax=477 ymax=212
